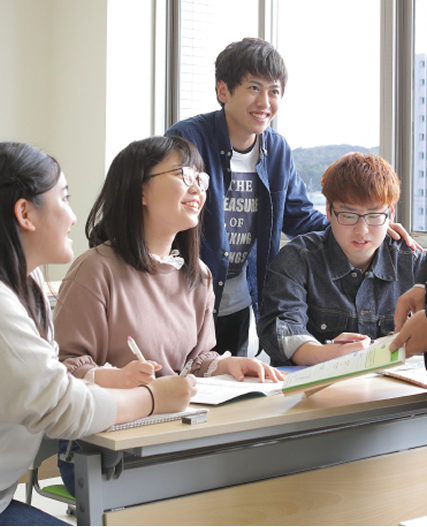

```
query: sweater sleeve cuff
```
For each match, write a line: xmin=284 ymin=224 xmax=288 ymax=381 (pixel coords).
xmin=83 ymin=384 xmax=117 ymax=436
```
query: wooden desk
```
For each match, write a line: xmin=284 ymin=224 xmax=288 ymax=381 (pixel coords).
xmin=74 ymin=374 xmax=427 ymax=525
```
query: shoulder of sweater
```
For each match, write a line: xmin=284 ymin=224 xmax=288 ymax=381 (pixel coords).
xmin=67 ymin=244 xmax=119 ymax=271
xmin=198 ymin=259 xmax=213 ymax=279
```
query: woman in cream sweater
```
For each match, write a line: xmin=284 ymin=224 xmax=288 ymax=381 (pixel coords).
xmin=0 ymin=141 xmax=196 ymax=525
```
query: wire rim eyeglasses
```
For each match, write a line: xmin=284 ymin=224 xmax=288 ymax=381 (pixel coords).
xmin=148 ymin=166 xmax=210 ymax=191
xmin=331 ymin=205 xmax=390 ymax=226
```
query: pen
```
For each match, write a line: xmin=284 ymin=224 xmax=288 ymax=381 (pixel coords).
xmin=127 ymin=336 xmax=146 ymax=362
xmin=325 ymin=339 xmax=374 ymax=345
xmin=180 ymin=359 xmax=193 ymax=377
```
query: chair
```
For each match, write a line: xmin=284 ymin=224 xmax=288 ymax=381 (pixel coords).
xmin=25 ymin=438 xmax=76 ymax=517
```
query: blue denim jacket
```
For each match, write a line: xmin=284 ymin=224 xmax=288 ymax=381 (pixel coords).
xmin=166 ymin=109 xmax=328 ymax=316
xmin=257 ymin=226 xmax=426 ymax=366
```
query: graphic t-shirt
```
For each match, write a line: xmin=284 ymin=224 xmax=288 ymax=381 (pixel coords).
xmin=218 ymin=138 xmax=259 ymax=316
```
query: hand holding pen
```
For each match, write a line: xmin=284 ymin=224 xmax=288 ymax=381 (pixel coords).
xmin=114 ymin=336 xmax=161 ymax=388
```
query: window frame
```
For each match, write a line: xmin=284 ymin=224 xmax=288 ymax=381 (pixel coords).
xmin=157 ymin=0 xmax=421 ymax=240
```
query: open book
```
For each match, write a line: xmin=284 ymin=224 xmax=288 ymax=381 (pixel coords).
xmin=191 ymin=375 xmax=283 ymax=405
xmin=282 ymin=335 xmax=405 ymax=397
xmin=378 ymin=356 xmax=427 ymax=389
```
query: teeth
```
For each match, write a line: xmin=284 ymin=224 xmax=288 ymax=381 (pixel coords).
xmin=184 ymin=201 xmax=199 ymax=209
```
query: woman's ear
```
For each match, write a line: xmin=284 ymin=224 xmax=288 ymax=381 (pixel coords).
xmin=14 ymin=199 xmax=36 ymax=232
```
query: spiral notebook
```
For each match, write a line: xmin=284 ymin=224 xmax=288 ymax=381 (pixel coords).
xmin=108 ymin=407 xmax=209 ymax=431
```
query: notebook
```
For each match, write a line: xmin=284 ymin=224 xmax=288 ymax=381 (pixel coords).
xmin=108 ymin=407 xmax=209 ymax=431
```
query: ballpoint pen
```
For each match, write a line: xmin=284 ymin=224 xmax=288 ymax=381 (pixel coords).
xmin=127 ymin=336 xmax=146 ymax=362
xmin=180 ymin=359 xmax=193 ymax=376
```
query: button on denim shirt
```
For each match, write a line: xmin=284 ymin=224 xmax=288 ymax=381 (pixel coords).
xmin=258 ymin=226 xmax=426 ymax=366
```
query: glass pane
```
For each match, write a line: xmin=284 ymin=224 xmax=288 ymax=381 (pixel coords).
xmin=413 ymin=0 xmax=427 ymax=231
xmin=276 ymin=0 xmax=380 ymax=214
xmin=180 ymin=0 xmax=258 ymax=121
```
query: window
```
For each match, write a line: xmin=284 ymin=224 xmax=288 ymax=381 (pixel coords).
xmin=420 ymin=170 xmax=425 ymax=178
xmin=275 ymin=0 xmax=380 ymax=214
xmin=179 ymin=0 xmax=258 ymax=121
xmin=413 ymin=0 xmax=427 ymax=232
xmin=162 ymin=0 xmax=425 ymax=240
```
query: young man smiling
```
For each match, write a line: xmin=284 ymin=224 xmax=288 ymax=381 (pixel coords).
xmin=258 ymin=153 xmax=426 ymax=366
xmin=166 ymin=38 xmax=328 ymax=357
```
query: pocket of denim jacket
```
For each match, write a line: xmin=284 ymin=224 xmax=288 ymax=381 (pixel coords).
xmin=307 ymin=308 xmax=350 ymax=341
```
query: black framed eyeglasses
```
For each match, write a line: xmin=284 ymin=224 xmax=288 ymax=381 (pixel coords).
xmin=149 ymin=166 xmax=210 ymax=191
xmin=331 ymin=205 xmax=389 ymax=226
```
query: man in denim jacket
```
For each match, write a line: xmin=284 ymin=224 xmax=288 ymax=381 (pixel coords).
xmin=166 ymin=38 xmax=328 ymax=357
xmin=258 ymin=153 xmax=425 ymax=366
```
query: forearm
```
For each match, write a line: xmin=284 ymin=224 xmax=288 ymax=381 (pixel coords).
xmin=111 ymin=386 xmax=154 ymax=425
xmin=293 ymin=338 xmax=370 ymax=366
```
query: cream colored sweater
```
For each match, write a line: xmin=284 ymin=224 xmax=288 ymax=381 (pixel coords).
xmin=0 ymin=269 xmax=116 ymax=513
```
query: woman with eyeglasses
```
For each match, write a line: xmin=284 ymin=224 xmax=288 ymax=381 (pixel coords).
xmin=53 ymin=136 xmax=283 ymax=495
xmin=55 ymin=135 xmax=283 ymax=384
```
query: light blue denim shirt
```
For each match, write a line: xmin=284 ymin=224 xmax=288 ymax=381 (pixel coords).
xmin=257 ymin=226 xmax=426 ymax=366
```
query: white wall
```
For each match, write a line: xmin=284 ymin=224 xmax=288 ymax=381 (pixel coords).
xmin=0 ymin=0 xmax=155 ymax=280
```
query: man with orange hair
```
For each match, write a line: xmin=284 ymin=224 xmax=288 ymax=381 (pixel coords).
xmin=258 ymin=152 xmax=426 ymax=366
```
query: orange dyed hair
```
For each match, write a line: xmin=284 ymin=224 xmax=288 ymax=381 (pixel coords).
xmin=321 ymin=152 xmax=401 ymax=207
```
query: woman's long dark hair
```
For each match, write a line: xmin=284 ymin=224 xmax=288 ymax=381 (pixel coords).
xmin=0 ymin=142 xmax=61 ymax=339
xmin=86 ymin=136 xmax=208 ymax=289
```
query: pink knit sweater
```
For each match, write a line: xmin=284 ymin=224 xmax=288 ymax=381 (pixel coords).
xmin=54 ymin=244 xmax=219 ymax=378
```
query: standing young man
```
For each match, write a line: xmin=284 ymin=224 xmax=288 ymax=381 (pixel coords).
xmin=166 ymin=38 xmax=328 ymax=357
xmin=258 ymin=153 xmax=425 ymax=366
xmin=166 ymin=37 xmax=416 ymax=358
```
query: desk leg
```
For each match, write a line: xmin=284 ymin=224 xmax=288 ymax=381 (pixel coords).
xmin=74 ymin=450 xmax=104 ymax=526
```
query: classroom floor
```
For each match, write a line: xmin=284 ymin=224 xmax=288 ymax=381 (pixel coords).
xmin=14 ymin=478 xmax=77 ymax=525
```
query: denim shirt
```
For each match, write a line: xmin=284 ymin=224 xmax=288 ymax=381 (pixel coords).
xmin=257 ymin=226 xmax=426 ymax=366
xmin=166 ymin=109 xmax=328 ymax=316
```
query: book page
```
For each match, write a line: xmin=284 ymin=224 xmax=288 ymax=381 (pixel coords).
xmin=282 ymin=335 xmax=405 ymax=395
xmin=380 ymin=355 xmax=427 ymax=389
xmin=191 ymin=375 xmax=283 ymax=405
